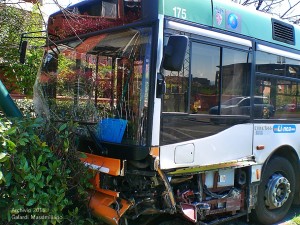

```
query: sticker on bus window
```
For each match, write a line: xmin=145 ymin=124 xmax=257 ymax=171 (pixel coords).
xmin=273 ymin=125 xmax=296 ymax=133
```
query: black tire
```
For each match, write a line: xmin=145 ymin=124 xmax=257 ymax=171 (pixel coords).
xmin=251 ymin=157 xmax=295 ymax=225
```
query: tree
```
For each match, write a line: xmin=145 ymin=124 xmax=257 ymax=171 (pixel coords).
xmin=232 ymin=0 xmax=300 ymax=24
xmin=0 ymin=3 xmax=44 ymax=95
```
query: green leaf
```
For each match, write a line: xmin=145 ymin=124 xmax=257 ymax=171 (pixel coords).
xmin=23 ymin=159 xmax=29 ymax=172
xmin=5 ymin=127 xmax=16 ymax=135
xmin=37 ymin=181 xmax=44 ymax=188
xmin=37 ymin=155 xmax=43 ymax=165
xmin=59 ymin=123 xmax=67 ymax=132
xmin=4 ymin=172 xmax=12 ymax=186
xmin=26 ymin=199 xmax=36 ymax=206
xmin=14 ymin=174 xmax=22 ymax=183
xmin=41 ymin=142 xmax=48 ymax=147
xmin=79 ymin=152 xmax=87 ymax=158
xmin=0 ymin=171 xmax=4 ymax=183
xmin=46 ymin=175 xmax=52 ymax=184
xmin=29 ymin=182 xmax=35 ymax=192
xmin=39 ymin=166 xmax=47 ymax=172
xmin=7 ymin=210 xmax=11 ymax=222
xmin=0 ymin=153 xmax=8 ymax=162
xmin=5 ymin=140 xmax=16 ymax=152
xmin=34 ymin=117 xmax=44 ymax=124
xmin=36 ymin=172 xmax=42 ymax=181
xmin=57 ymin=192 xmax=65 ymax=203
xmin=18 ymin=138 xmax=29 ymax=146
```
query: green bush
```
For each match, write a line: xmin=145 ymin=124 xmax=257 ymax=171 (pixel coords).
xmin=0 ymin=117 xmax=101 ymax=225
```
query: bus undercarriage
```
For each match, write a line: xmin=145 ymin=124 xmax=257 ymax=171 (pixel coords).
xmin=80 ymin=150 xmax=295 ymax=225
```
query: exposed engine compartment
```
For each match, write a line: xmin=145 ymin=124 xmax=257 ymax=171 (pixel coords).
xmin=99 ymin=161 xmax=248 ymax=224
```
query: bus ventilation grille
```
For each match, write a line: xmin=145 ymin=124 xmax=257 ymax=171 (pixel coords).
xmin=272 ymin=19 xmax=295 ymax=45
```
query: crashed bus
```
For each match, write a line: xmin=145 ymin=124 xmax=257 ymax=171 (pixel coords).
xmin=24 ymin=0 xmax=300 ymax=224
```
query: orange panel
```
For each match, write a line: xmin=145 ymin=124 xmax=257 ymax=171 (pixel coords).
xmin=80 ymin=152 xmax=122 ymax=176
xmin=150 ymin=147 xmax=160 ymax=157
xmin=89 ymin=191 xmax=132 ymax=225
xmin=89 ymin=172 xmax=100 ymax=189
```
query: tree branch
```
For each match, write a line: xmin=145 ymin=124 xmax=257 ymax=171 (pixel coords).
xmin=281 ymin=0 xmax=300 ymax=18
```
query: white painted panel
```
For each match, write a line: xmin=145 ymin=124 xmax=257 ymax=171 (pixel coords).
xmin=151 ymin=15 xmax=164 ymax=146
xmin=160 ymin=124 xmax=253 ymax=170
xmin=253 ymin=123 xmax=300 ymax=164
xmin=152 ymin=98 xmax=161 ymax=145
xmin=175 ymin=144 xmax=195 ymax=164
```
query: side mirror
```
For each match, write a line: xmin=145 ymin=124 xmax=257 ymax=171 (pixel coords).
xmin=19 ymin=41 xmax=28 ymax=64
xmin=162 ymin=35 xmax=188 ymax=71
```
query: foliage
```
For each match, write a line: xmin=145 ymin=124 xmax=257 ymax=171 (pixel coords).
xmin=14 ymin=98 xmax=35 ymax=117
xmin=0 ymin=4 xmax=44 ymax=96
xmin=0 ymin=116 xmax=102 ymax=225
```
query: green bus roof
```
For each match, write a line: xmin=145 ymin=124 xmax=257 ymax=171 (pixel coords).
xmin=160 ymin=0 xmax=300 ymax=50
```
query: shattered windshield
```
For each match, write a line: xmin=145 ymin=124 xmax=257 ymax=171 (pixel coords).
xmin=34 ymin=27 xmax=152 ymax=146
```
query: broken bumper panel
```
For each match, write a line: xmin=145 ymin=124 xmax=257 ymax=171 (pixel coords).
xmin=89 ymin=190 xmax=132 ymax=225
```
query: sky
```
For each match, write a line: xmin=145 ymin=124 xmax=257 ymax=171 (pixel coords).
xmin=6 ymin=0 xmax=83 ymax=21
xmin=38 ymin=0 xmax=82 ymax=22
xmin=42 ymin=0 xmax=82 ymax=18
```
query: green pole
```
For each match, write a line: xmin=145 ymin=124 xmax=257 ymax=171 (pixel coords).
xmin=0 ymin=80 xmax=23 ymax=118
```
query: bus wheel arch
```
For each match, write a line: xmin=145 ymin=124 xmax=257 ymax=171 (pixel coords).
xmin=252 ymin=149 xmax=297 ymax=224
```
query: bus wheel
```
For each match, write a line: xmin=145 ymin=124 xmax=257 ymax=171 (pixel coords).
xmin=252 ymin=157 xmax=295 ymax=225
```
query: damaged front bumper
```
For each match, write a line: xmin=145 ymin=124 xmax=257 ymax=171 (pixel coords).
xmin=80 ymin=153 xmax=131 ymax=225
xmin=89 ymin=190 xmax=132 ymax=225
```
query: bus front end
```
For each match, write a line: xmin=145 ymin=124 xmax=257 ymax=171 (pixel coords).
xmin=33 ymin=1 xmax=176 ymax=224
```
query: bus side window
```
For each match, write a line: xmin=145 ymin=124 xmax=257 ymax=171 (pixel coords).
xmin=220 ymin=48 xmax=251 ymax=117
xmin=256 ymin=77 xmax=300 ymax=119
xmin=190 ymin=43 xmax=220 ymax=114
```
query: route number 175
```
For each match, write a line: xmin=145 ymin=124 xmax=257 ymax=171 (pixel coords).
xmin=173 ymin=7 xmax=187 ymax=19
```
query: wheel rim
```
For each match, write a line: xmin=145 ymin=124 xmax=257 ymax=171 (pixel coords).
xmin=264 ymin=173 xmax=291 ymax=209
